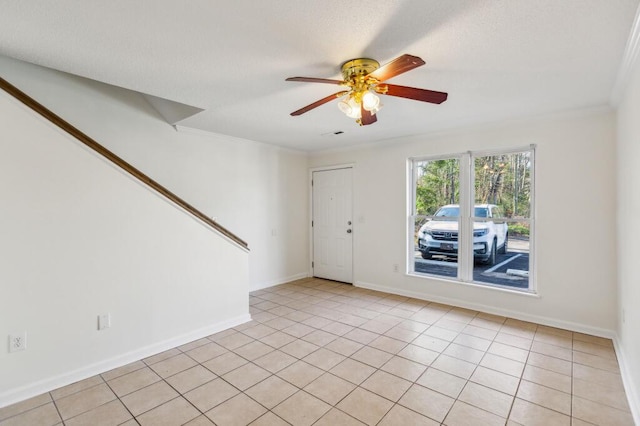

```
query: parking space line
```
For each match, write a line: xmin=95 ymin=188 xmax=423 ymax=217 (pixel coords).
xmin=485 ymin=253 xmax=522 ymax=273
xmin=415 ymin=258 xmax=458 ymax=268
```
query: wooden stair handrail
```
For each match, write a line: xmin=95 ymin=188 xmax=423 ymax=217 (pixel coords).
xmin=0 ymin=77 xmax=248 ymax=250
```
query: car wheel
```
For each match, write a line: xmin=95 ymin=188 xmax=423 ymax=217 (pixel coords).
xmin=421 ymin=251 xmax=432 ymax=260
xmin=483 ymin=240 xmax=497 ymax=266
xmin=498 ymin=232 xmax=508 ymax=254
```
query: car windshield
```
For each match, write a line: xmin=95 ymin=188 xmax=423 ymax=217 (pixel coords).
xmin=474 ymin=208 xmax=488 ymax=217
xmin=435 ymin=207 xmax=459 ymax=217
xmin=434 ymin=206 xmax=489 ymax=217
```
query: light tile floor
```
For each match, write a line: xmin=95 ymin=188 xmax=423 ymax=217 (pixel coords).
xmin=0 ymin=278 xmax=634 ymax=425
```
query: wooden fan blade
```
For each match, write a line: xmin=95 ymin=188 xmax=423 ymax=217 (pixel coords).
xmin=368 ymin=54 xmax=425 ymax=82
xmin=286 ymin=77 xmax=345 ymax=85
xmin=378 ymin=84 xmax=448 ymax=104
xmin=360 ymin=105 xmax=377 ymax=126
xmin=290 ymin=90 xmax=350 ymax=116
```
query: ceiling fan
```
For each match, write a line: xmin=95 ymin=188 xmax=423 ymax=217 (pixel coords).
xmin=286 ymin=54 xmax=448 ymax=126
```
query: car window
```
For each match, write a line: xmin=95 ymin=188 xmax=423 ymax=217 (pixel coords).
xmin=435 ymin=207 xmax=459 ymax=217
xmin=474 ymin=207 xmax=488 ymax=217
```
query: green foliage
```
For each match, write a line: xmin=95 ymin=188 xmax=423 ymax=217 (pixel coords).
xmin=508 ymin=223 xmax=530 ymax=236
xmin=415 ymin=151 xmax=532 ymax=219
xmin=474 ymin=152 xmax=531 ymax=218
xmin=415 ymin=159 xmax=459 ymax=215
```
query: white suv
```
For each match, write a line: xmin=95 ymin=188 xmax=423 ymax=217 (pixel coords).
xmin=417 ymin=204 xmax=508 ymax=265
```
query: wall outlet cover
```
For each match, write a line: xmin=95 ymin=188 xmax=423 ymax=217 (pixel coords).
xmin=98 ymin=314 xmax=111 ymax=330
xmin=9 ymin=333 xmax=27 ymax=352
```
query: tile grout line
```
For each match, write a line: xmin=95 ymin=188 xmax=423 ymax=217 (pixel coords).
xmin=440 ymin=310 xmax=507 ymax=424
xmin=3 ymin=278 xmax=630 ymax=425
xmin=48 ymin=391 xmax=64 ymax=425
xmin=101 ymin=371 xmax=148 ymax=425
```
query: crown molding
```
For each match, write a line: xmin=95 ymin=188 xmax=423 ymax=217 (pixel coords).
xmin=611 ymin=3 xmax=640 ymax=105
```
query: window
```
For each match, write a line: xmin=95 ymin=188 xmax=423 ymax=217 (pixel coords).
xmin=409 ymin=147 xmax=534 ymax=292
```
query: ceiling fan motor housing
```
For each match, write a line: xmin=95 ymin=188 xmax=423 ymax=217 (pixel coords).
xmin=340 ymin=58 xmax=380 ymax=81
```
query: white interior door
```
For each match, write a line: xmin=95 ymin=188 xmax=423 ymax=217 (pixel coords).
xmin=312 ymin=168 xmax=353 ymax=283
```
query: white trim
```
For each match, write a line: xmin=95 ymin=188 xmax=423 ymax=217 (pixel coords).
xmin=460 ymin=153 xmax=472 ymax=282
xmin=355 ymin=280 xmax=614 ymax=338
xmin=407 ymin=159 xmax=417 ymax=274
xmin=613 ymin=336 xmax=640 ymax=425
xmin=309 ymin=163 xmax=356 ymax=173
xmin=0 ymin=314 xmax=251 ymax=409
xmin=409 ymin=151 xmax=467 ymax=163
xmin=250 ymin=272 xmax=309 ymax=291
xmin=611 ymin=2 xmax=640 ymax=105
xmin=527 ymin=146 xmax=537 ymax=293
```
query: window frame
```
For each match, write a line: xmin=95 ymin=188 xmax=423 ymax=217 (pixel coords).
xmin=408 ymin=145 xmax=536 ymax=293
xmin=408 ymin=152 xmax=465 ymax=280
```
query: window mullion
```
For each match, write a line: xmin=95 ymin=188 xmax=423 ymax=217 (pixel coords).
xmin=408 ymin=160 xmax=416 ymax=274
xmin=458 ymin=153 xmax=473 ymax=282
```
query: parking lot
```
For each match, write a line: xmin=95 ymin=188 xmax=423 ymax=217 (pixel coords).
xmin=414 ymin=237 xmax=530 ymax=288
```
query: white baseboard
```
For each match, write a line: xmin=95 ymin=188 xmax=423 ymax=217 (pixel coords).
xmin=613 ymin=336 xmax=640 ymax=425
xmin=0 ymin=313 xmax=251 ymax=409
xmin=354 ymin=280 xmax=616 ymax=339
xmin=250 ymin=272 xmax=309 ymax=292
xmin=356 ymin=280 xmax=639 ymax=422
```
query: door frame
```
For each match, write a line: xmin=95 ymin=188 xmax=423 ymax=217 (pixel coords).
xmin=309 ymin=163 xmax=356 ymax=282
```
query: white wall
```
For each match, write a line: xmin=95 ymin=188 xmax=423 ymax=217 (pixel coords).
xmin=310 ymin=110 xmax=618 ymax=335
xmin=616 ymin=56 xmax=640 ymax=419
xmin=0 ymin=55 xmax=310 ymax=406
xmin=0 ymin=88 xmax=250 ymax=407
xmin=0 ymin=55 xmax=310 ymax=291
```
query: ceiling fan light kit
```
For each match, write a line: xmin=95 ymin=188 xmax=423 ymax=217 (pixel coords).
xmin=337 ymin=96 xmax=362 ymax=119
xmin=286 ymin=54 xmax=448 ymax=126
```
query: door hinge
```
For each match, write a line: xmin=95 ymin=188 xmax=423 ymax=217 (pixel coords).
xmin=312 ymin=220 xmax=314 ymax=227
xmin=312 ymin=261 xmax=314 ymax=268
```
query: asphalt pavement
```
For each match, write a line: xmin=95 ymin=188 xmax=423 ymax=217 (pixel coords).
xmin=414 ymin=250 xmax=530 ymax=288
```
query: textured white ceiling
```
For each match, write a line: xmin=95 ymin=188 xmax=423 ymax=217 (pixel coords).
xmin=0 ymin=0 xmax=638 ymax=151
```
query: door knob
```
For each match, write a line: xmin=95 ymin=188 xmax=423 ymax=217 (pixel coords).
xmin=347 ymin=229 xmax=352 ymax=233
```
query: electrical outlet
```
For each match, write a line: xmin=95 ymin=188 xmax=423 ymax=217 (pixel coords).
xmin=9 ymin=332 xmax=27 ymax=353
xmin=393 ymin=264 xmax=399 ymax=273
xmin=98 ymin=314 xmax=111 ymax=330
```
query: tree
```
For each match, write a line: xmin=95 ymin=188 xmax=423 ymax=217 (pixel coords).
xmin=415 ymin=159 xmax=460 ymax=215
xmin=415 ymin=152 xmax=531 ymax=219
xmin=475 ymin=152 xmax=531 ymax=218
